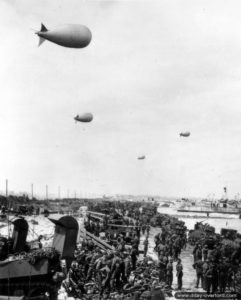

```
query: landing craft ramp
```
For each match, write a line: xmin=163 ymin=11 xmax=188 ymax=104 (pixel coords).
xmin=87 ymin=210 xmax=108 ymax=221
xmin=79 ymin=228 xmax=113 ymax=250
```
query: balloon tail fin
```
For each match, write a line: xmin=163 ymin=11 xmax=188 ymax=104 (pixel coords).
xmin=38 ymin=37 xmax=45 ymax=47
xmin=40 ymin=23 xmax=48 ymax=32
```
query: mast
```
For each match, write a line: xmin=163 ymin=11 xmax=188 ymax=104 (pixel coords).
xmin=58 ymin=186 xmax=61 ymax=199
xmin=224 ymin=187 xmax=228 ymax=201
xmin=58 ymin=186 xmax=61 ymax=214
xmin=6 ymin=179 xmax=10 ymax=300
xmin=5 ymin=179 xmax=10 ymax=215
xmin=31 ymin=183 xmax=34 ymax=200
xmin=6 ymin=179 xmax=8 ymax=199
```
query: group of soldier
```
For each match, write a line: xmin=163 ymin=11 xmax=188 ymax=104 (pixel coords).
xmin=65 ymin=203 xmax=241 ymax=298
xmin=192 ymin=241 xmax=241 ymax=294
xmin=65 ymin=207 xmax=184 ymax=299
xmin=153 ymin=217 xmax=187 ymax=291
xmin=66 ymin=223 xmax=159 ymax=299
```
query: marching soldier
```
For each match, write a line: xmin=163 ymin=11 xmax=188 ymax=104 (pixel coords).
xmin=193 ymin=259 xmax=204 ymax=289
xmin=143 ymin=237 xmax=149 ymax=257
xmin=166 ymin=258 xmax=173 ymax=288
xmin=176 ymin=258 xmax=183 ymax=290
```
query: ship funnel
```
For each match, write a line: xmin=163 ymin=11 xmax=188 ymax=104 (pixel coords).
xmin=49 ymin=216 xmax=79 ymax=270
xmin=11 ymin=217 xmax=29 ymax=253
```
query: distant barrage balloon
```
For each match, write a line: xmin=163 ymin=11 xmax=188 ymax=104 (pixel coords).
xmin=138 ymin=155 xmax=146 ymax=160
xmin=36 ymin=23 xmax=92 ymax=48
xmin=180 ymin=131 xmax=190 ymax=137
xmin=74 ymin=113 xmax=93 ymax=123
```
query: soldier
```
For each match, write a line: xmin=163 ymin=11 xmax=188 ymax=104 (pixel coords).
xmin=37 ymin=235 xmax=43 ymax=249
xmin=226 ymin=259 xmax=233 ymax=290
xmin=166 ymin=258 xmax=173 ymax=288
xmin=143 ymin=237 xmax=149 ymax=257
xmin=181 ymin=233 xmax=187 ymax=249
xmin=69 ymin=261 xmax=86 ymax=295
xmin=133 ymin=235 xmax=140 ymax=248
xmin=124 ymin=252 xmax=132 ymax=281
xmin=116 ymin=235 xmax=125 ymax=252
xmin=136 ymin=225 xmax=141 ymax=239
xmin=146 ymin=224 xmax=150 ymax=237
xmin=203 ymin=245 xmax=208 ymax=261
xmin=0 ymin=237 xmax=9 ymax=261
xmin=193 ymin=259 xmax=203 ymax=288
xmin=118 ymin=252 xmax=126 ymax=284
xmin=234 ymin=263 xmax=241 ymax=297
xmin=154 ymin=233 xmax=160 ymax=248
xmin=205 ymin=264 xmax=214 ymax=294
xmin=176 ymin=258 xmax=183 ymax=290
xmin=173 ymin=238 xmax=181 ymax=261
xmin=218 ymin=258 xmax=227 ymax=293
xmin=193 ymin=243 xmax=199 ymax=262
xmin=110 ymin=252 xmax=122 ymax=289
xmin=161 ymin=230 xmax=167 ymax=243
xmin=158 ymin=256 xmax=166 ymax=282
xmin=81 ymin=238 xmax=87 ymax=251
xmin=202 ymin=259 xmax=209 ymax=290
xmin=100 ymin=260 xmax=112 ymax=296
xmin=142 ymin=224 xmax=146 ymax=235
xmin=212 ymin=262 xmax=219 ymax=293
xmin=140 ymin=291 xmax=152 ymax=300
xmin=87 ymin=238 xmax=95 ymax=251
xmin=157 ymin=241 xmax=165 ymax=257
xmin=195 ymin=244 xmax=203 ymax=261
xmin=131 ymin=245 xmax=139 ymax=270
xmin=86 ymin=249 xmax=102 ymax=281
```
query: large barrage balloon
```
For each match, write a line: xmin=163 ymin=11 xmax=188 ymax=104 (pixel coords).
xmin=180 ymin=131 xmax=190 ymax=137
xmin=74 ymin=113 xmax=93 ymax=123
xmin=138 ymin=155 xmax=146 ymax=160
xmin=36 ymin=23 xmax=92 ymax=48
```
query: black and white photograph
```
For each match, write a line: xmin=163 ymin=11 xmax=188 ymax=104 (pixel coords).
xmin=0 ymin=0 xmax=241 ymax=299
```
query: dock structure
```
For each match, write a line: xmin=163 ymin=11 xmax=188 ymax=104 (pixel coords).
xmin=146 ymin=227 xmax=201 ymax=292
xmin=178 ymin=207 xmax=241 ymax=216
xmin=176 ymin=244 xmax=197 ymax=290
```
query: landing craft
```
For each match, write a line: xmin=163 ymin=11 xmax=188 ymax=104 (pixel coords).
xmin=36 ymin=23 xmax=92 ymax=48
xmin=180 ymin=131 xmax=190 ymax=137
xmin=74 ymin=113 xmax=93 ymax=123
xmin=138 ymin=155 xmax=145 ymax=160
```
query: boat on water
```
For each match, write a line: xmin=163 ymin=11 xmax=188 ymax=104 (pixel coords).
xmin=177 ymin=198 xmax=241 ymax=217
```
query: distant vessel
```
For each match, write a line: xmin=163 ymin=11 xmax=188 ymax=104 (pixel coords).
xmin=177 ymin=205 xmax=241 ymax=217
xmin=177 ymin=188 xmax=241 ymax=218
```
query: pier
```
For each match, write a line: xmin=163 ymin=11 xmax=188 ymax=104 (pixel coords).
xmin=147 ymin=227 xmax=198 ymax=292
xmin=178 ymin=207 xmax=241 ymax=216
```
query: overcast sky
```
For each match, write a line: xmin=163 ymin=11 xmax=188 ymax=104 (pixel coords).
xmin=1 ymin=0 xmax=241 ymax=199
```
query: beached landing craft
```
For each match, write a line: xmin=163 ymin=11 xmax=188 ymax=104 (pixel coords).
xmin=0 ymin=216 xmax=78 ymax=300
xmin=36 ymin=23 xmax=92 ymax=48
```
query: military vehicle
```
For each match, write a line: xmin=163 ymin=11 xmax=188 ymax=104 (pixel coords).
xmin=0 ymin=215 xmax=78 ymax=300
